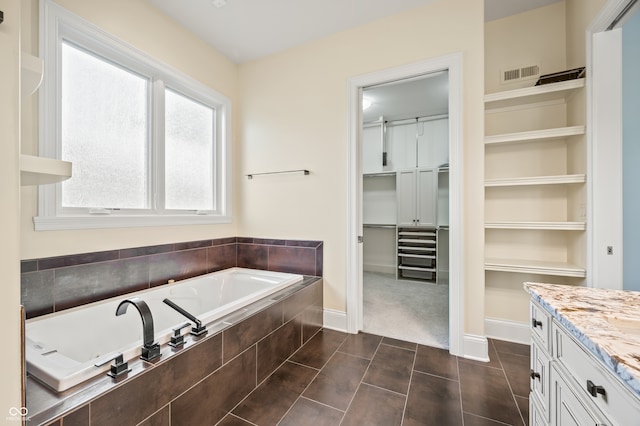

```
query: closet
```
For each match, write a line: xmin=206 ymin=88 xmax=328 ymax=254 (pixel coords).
xmin=362 ymin=113 xmax=450 ymax=284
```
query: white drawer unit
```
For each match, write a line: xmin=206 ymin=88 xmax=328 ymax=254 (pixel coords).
xmin=529 ymin=298 xmax=640 ymax=426
xmin=554 ymin=322 xmax=640 ymax=425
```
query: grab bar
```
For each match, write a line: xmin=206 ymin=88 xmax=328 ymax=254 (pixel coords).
xmin=162 ymin=299 xmax=207 ymax=336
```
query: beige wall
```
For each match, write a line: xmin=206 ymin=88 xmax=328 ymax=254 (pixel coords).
xmin=566 ymin=0 xmax=609 ymax=69
xmin=20 ymin=0 xmax=240 ymax=260
xmin=1 ymin=0 xmax=24 ymax=414
xmin=237 ymin=0 xmax=486 ymax=334
xmin=485 ymin=2 xmax=567 ymax=95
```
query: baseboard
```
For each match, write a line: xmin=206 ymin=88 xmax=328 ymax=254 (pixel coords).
xmin=485 ymin=317 xmax=531 ymax=345
xmin=323 ymin=308 xmax=348 ymax=332
xmin=462 ymin=333 xmax=489 ymax=362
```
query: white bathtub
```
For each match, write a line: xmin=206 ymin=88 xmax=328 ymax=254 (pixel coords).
xmin=25 ymin=267 xmax=303 ymax=392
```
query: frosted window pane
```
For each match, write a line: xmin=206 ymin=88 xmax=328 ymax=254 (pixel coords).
xmin=60 ymin=42 xmax=149 ymax=209
xmin=165 ymin=89 xmax=215 ymax=210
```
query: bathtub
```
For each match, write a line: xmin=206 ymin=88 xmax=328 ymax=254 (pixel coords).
xmin=25 ymin=267 xmax=303 ymax=392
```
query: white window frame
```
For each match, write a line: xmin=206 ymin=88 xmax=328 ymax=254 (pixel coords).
xmin=35 ymin=0 xmax=232 ymax=230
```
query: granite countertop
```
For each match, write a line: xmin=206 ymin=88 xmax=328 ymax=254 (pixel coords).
xmin=525 ymin=282 xmax=640 ymax=399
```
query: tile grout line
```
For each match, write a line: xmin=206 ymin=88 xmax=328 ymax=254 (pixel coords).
xmin=457 ymin=354 xmax=465 ymax=426
xmin=274 ymin=342 xmax=340 ymax=425
xmin=337 ymin=337 xmax=382 ymax=425
xmin=493 ymin=341 xmax=528 ymax=426
xmin=400 ymin=344 xmax=418 ymax=426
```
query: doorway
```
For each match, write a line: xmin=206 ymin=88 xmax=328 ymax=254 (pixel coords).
xmin=346 ymin=54 xmax=464 ymax=356
xmin=360 ymin=72 xmax=450 ymax=348
xmin=589 ymin=0 xmax=640 ymax=291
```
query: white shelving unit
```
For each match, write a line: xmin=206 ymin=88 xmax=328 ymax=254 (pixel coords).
xmin=484 ymin=79 xmax=586 ymax=279
xmin=20 ymin=52 xmax=72 ymax=186
xmin=397 ymin=228 xmax=437 ymax=282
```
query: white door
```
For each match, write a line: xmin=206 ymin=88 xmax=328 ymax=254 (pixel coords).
xmin=396 ymin=169 xmax=416 ymax=226
xmin=416 ymin=168 xmax=437 ymax=227
xmin=362 ymin=123 xmax=384 ymax=175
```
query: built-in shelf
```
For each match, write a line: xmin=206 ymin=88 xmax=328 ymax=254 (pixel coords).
xmin=485 ymin=174 xmax=586 ymax=187
xmin=485 ymin=257 xmax=586 ymax=278
xmin=485 ymin=221 xmax=586 ymax=230
xmin=364 ymin=172 xmax=396 ymax=178
xmin=485 ymin=125 xmax=585 ymax=145
xmin=20 ymin=155 xmax=72 ymax=186
xmin=363 ymin=224 xmax=396 ymax=229
xmin=484 ymin=79 xmax=585 ymax=109
xmin=21 ymin=53 xmax=43 ymax=97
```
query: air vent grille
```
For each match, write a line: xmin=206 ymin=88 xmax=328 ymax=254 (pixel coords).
xmin=500 ymin=65 xmax=540 ymax=84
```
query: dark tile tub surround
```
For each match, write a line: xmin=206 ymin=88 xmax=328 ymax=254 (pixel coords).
xmin=27 ymin=277 xmax=323 ymax=425
xmin=21 ymin=237 xmax=323 ymax=319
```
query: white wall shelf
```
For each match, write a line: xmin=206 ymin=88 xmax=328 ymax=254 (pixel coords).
xmin=485 ymin=221 xmax=586 ymax=230
xmin=21 ymin=53 xmax=43 ymax=97
xmin=485 ymin=257 xmax=586 ymax=277
xmin=20 ymin=155 xmax=72 ymax=186
xmin=485 ymin=125 xmax=585 ymax=145
xmin=485 ymin=174 xmax=585 ymax=187
xmin=484 ymin=79 xmax=585 ymax=109
xmin=484 ymin=76 xmax=586 ymax=284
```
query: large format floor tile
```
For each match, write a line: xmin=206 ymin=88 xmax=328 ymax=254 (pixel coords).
xmin=224 ymin=331 xmax=529 ymax=426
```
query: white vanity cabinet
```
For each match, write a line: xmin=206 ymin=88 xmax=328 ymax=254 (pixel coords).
xmin=396 ymin=168 xmax=437 ymax=227
xmin=529 ymin=299 xmax=640 ymax=425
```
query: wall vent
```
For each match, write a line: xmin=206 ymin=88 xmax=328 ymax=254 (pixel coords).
xmin=500 ymin=65 xmax=540 ymax=84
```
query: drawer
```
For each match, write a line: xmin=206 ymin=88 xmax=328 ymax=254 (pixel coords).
xmin=530 ymin=339 xmax=551 ymax=422
xmin=531 ymin=301 xmax=551 ymax=352
xmin=554 ymin=321 xmax=640 ymax=425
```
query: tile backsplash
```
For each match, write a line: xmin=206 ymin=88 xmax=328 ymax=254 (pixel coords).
xmin=21 ymin=237 xmax=323 ymax=319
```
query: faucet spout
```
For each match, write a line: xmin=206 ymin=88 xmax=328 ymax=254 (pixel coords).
xmin=116 ymin=297 xmax=161 ymax=361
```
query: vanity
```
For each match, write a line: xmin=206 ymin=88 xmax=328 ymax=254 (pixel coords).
xmin=526 ymin=283 xmax=640 ymax=425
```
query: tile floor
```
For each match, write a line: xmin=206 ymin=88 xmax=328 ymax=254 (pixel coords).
xmin=218 ymin=329 xmax=530 ymax=426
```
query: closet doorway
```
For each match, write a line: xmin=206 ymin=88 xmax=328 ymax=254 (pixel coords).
xmin=346 ymin=54 xmax=463 ymax=356
xmin=361 ymin=72 xmax=450 ymax=348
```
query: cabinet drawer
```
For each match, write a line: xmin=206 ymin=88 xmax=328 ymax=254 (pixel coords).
xmin=554 ymin=321 xmax=640 ymax=425
xmin=530 ymin=339 xmax=551 ymax=422
xmin=531 ymin=301 xmax=551 ymax=352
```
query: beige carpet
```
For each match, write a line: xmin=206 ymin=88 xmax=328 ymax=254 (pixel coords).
xmin=363 ymin=271 xmax=449 ymax=349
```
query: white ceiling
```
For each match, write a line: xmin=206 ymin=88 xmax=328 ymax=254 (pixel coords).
xmin=148 ymin=0 xmax=564 ymax=64
xmin=146 ymin=0 xmax=564 ymax=123
xmin=362 ymin=72 xmax=449 ymax=123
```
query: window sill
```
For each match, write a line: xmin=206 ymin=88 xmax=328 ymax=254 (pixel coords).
xmin=33 ymin=214 xmax=232 ymax=231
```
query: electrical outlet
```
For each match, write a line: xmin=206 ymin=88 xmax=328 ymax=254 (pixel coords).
xmin=607 ymin=246 xmax=613 ymax=255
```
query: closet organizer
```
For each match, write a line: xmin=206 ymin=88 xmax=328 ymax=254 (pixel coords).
xmin=362 ymin=115 xmax=449 ymax=284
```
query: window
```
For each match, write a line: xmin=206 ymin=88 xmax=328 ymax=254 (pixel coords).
xmin=36 ymin=0 xmax=231 ymax=230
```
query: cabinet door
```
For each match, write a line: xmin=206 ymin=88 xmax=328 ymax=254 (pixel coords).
xmin=388 ymin=122 xmax=417 ymax=170
xmin=530 ymin=339 xmax=550 ymax=423
xmin=551 ymin=366 xmax=606 ymax=426
xmin=416 ymin=168 xmax=437 ymax=226
xmin=362 ymin=124 xmax=384 ymax=174
xmin=396 ymin=170 xmax=417 ymax=226
xmin=417 ymin=118 xmax=449 ymax=168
